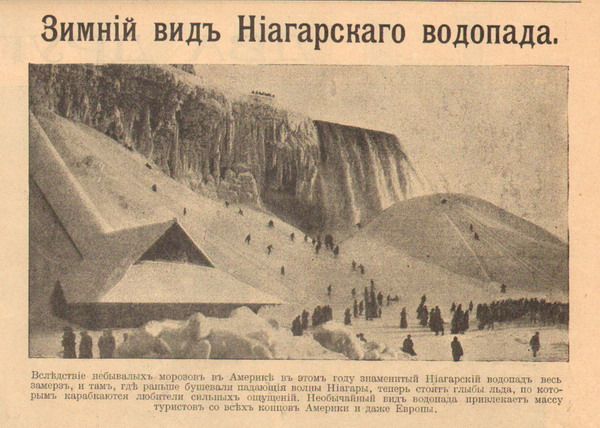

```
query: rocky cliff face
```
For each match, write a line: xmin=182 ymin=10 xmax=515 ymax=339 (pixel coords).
xmin=29 ymin=64 xmax=417 ymax=233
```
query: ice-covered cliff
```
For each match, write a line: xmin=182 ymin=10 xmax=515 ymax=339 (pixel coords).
xmin=29 ymin=64 xmax=418 ymax=232
xmin=315 ymin=121 xmax=415 ymax=230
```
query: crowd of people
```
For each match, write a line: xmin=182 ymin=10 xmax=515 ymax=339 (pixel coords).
xmin=476 ymin=298 xmax=569 ymax=330
xmin=251 ymin=90 xmax=275 ymax=98
xmin=345 ymin=280 xmax=405 ymax=326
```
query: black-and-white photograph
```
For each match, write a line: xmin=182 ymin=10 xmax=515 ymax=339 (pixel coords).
xmin=29 ymin=64 xmax=568 ymax=361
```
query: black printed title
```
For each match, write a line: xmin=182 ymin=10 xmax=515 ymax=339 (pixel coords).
xmin=41 ymin=15 xmax=559 ymax=50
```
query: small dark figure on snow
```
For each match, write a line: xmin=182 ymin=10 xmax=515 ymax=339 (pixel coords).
xmin=369 ymin=288 xmax=377 ymax=320
xmin=62 ymin=326 xmax=76 ymax=359
xmin=268 ymin=219 xmax=274 ymax=228
xmin=402 ymin=335 xmax=417 ymax=356
xmin=280 ymin=266 xmax=285 ymax=275
xmin=344 ymin=308 xmax=352 ymax=326
xmin=352 ymin=260 xmax=357 ymax=271
xmin=501 ymin=284 xmax=507 ymax=293
xmin=333 ymin=245 xmax=339 ymax=257
xmin=98 ymin=329 xmax=116 ymax=359
xmin=301 ymin=310 xmax=309 ymax=330
xmin=291 ymin=316 xmax=303 ymax=336
xmin=79 ymin=331 xmax=93 ymax=359
xmin=351 ymin=288 xmax=356 ymax=298
xmin=327 ymin=284 xmax=332 ymax=297
xmin=469 ymin=301 xmax=474 ymax=312
xmin=473 ymin=232 xmax=479 ymax=240
xmin=417 ymin=298 xmax=428 ymax=325
xmin=290 ymin=232 xmax=295 ymax=241
xmin=469 ymin=223 xmax=473 ymax=232
xmin=377 ymin=291 xmax=384 ymax=307
xmin=451 ymin=304 xmax=464 ymax=334
xmin=225 ymin=201 xmax=230 ymax=208
xmin=238 ymin=208 xmax=244 ymax=216
xmin=451 ymin=336 xmax=464 ymax=362
xmin=400 ymin=307 xmax=408 ymax=329
xmin=312 ymin=306 xmax=322 ymax=327
xmin=428 ymin=308 xmax=436 ymax=330
xmin=267 ymin=244 xmax=273 ymax=255
xmin=359 ymin=264 xmax=365 ymax=275
xmin=151 ymin=184 xmax=157 ymax=192
xmin=420 ymin=305 xmax=429 ymax=327
xmin=530 ymin=332 xmax=541 ymax=357
xmin=353 ymin=299 xmax=359 ymax=318
xmin=244 ymin=234 xmax=251 ymax=245
xmin=324 ymin=234 xmax=335 ymax=250
xmin=183 ymin=207 xmax=187 ymax=216
xmin=433 ymin=306 xmax=445 ymax=336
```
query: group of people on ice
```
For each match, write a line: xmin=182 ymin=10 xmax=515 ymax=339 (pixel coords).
xmin=243 ymin=218 xmax=343 ymax=280
xmin=291 ymin=309 xmax=310 ymax=336
xmin=61 ymin=327 xmax=117 ymax=359
xmin=449 ymin=302 xmax=471 ymax=334
xmin=303 ymin=231 xmax=340 ymax=256
xmin=416 ymin=295 xmax=446 ymax=335
xmin=345 ymin=280 xmax=404 ymax=326
xmin=363 ymin=281 xmax=384 ymax=320
xmin=291 ymin=305 xmax=334 ymax=336
xmin=476 ymin=298 xmax=568 ymax=329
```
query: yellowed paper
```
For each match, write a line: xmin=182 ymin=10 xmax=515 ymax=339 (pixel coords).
xmin=1 ymin=1 xmax=599 ymax=426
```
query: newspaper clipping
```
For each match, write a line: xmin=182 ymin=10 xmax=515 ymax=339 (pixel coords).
xmin=1 ymin=1 xmax=599 ymax=427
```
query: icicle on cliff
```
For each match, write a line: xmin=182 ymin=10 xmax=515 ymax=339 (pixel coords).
xmin=29 ymin=64 xmax=422 ymax=233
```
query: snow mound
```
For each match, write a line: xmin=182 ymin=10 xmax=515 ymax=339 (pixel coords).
xmin=116 ymin=330 xmax=171 ymax=358
xmin=312 ymin=322 xmax=365 ymax=360
xmin=116 ymin=308 xmax=342 ymax=359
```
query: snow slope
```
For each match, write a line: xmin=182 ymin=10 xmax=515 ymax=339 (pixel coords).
xmin=344 ymin=194 xmax=568 ymax=293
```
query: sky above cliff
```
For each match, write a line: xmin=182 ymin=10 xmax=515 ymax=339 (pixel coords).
xmin=194 ymin=65 xmax=568 ymax=241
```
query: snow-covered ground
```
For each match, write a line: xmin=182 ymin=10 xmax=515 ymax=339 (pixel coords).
xmin=30 ymin=309 xmax=568 ymax=362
